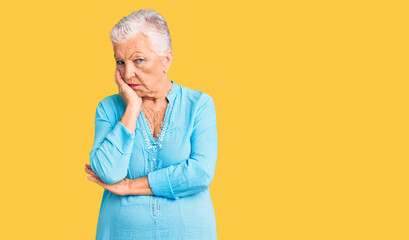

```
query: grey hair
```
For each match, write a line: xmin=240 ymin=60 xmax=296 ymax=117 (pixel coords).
xmin=110 ymin=9 xmax=171 ymax=55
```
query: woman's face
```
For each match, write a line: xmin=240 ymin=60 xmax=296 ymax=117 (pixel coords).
xmin=113 ymin=32 xmax=172 ymax=97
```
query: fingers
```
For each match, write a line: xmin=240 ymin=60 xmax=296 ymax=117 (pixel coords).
xmin=84 ymin=164 xmax=99 ymax=178
xmin=115 ymin=68 xmax=126 ymax=86
xmin=85 ymin=164 xmax=110 ymax=190
xmin=87 ymin=175 xmax=105 ymax=187
xmin=114 ymin=68 xmax=120 ymax=86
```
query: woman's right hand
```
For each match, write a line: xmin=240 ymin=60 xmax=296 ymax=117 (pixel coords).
xmin=114 ymin=68 xmax=142 ymax=109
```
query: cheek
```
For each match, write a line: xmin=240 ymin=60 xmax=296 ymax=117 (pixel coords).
xmin=141 ymin=61 xmax=163 ymax=76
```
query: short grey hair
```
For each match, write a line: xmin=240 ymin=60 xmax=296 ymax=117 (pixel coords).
xmin=110 ymin=9 xmax=172 ymax=55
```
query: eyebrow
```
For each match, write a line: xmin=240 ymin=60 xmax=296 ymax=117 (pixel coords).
xmin=114 ymin=51 xmax=144 ymax=58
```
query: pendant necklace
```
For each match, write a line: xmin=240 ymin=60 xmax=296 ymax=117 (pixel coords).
xmin=142 ymin=103 xmax=167 ymax=138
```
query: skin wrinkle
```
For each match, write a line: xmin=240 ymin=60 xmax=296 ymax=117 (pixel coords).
xmin=86 ymin=31 xmax=175 ymax=196
xmin=113 ymin=32 xmax=173 ymax=140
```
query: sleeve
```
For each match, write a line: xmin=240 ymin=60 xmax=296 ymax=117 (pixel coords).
xmin=147 ymin=95 xmax=218 ymax=199
xmin=89 ymin=101 xmax=136 ymax=184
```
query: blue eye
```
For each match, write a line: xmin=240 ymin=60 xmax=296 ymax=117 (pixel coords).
xmin=135 ymin=58 xmax=145 ymax=63
xmin=116 ymin=61 xmax=124 ymax=65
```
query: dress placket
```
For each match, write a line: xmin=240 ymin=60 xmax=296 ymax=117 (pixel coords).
xmin=138 ymin=81 xmax=179 ymax=224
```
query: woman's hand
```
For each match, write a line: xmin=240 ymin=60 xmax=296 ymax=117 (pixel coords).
xmin=85 ymin=164 xmax=131 ymax=196
xmin=114 ymin=68 xmax=142 ymax=109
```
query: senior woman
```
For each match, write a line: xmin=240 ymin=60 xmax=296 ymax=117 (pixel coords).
xmin=84 ymin=9 xmax=218 ymax=240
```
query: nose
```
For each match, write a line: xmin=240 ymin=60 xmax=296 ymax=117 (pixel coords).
xmin=124 ymin=63 xmax=137 ymax=81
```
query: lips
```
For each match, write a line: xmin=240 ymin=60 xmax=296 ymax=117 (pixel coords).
xmin=128 ymin=83 xmax=139 ymax=87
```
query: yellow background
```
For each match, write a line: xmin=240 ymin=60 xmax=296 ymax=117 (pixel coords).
xmin=0 ymin=0 xmax=408 ymax=239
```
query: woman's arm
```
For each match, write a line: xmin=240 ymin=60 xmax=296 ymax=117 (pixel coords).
xmin=146 ymin=94 xmax=218 ymax=199
xmin=128 ymin=176 xmax=153 ymax=195
xmin=86 ymin=94 xmax=217 ymax=199
xmin=89 ymin=101 xmax=138 ymax=184
xmin=85 ymin=164 xmax=153 ymax=196
xmin=119 ymin=101 xmax=140 ymax=134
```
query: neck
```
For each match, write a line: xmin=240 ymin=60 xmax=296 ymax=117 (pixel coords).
xmin=142 ymin=79 xmax=173 ymax=105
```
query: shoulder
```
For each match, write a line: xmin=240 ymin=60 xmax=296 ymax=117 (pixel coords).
xmin=96 ymin=94 xmax=124 ymax=109
xmin=95 ymin=94 xmax=126 ymax=120
xmin=179 ymin=84 xmax=215 ymax=109
xmin=178 ymin=84 xmax=216 ymax=124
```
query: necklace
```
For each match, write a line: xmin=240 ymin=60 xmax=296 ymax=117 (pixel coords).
xmin=142 ymin=103 xmax=167 ymax=137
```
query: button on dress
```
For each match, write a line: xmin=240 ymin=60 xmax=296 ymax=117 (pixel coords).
xmin=89 ymin=81 xmax=218 ymax=240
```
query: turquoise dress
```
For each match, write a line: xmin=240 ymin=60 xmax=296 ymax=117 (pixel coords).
xmin=89 ymin=81 xmax=218 ymax=240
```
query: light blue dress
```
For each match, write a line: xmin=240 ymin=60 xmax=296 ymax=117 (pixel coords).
xmin=89 ymin=81 xmax=218 ymax=240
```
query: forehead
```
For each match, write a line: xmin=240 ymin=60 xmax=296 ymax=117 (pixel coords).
xmin=113 ymin=33 xmax=154 ymax=58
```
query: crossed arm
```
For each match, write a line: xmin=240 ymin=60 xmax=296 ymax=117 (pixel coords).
xmin=85 ymin=164 xmax=153 ymax=196
xmin=86 ymin=95 xmax=218 ymax=199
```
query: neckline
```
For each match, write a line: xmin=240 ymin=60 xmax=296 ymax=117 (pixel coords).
xmin=165 ymin=80 xmax=178 ymax=102
xmin=138 ymin=80 xmax=179 ymax=149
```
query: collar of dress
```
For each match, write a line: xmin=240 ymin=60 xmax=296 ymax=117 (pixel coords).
xmin=166 ymin=80 xmax=180 ymax=102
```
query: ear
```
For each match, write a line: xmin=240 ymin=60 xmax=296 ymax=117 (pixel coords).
xmin=162 ymin=49 xmax=174 ymax=72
